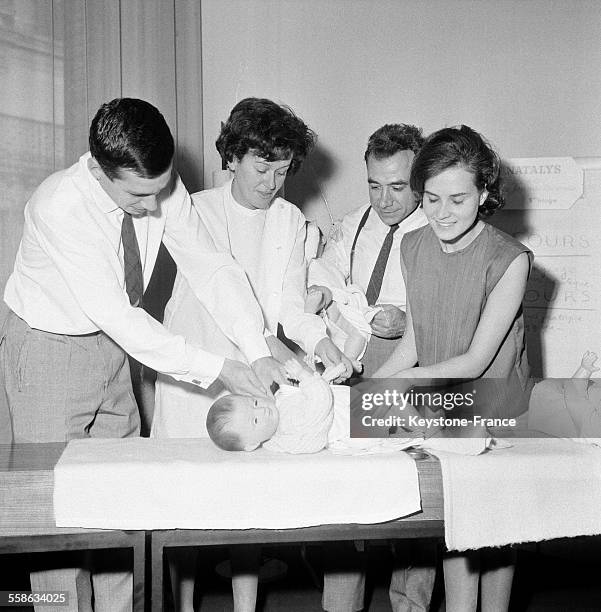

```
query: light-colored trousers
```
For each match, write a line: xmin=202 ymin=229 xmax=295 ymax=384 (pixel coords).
xmin=322 ymin=541 xmax=437 ymax=612
xmin=0 ymin=310 xmax=139 ymax=612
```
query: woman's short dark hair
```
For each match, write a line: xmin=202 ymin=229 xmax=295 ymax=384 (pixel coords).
xmin=364 ymin=124 xmax=424 ymax=162
xmin=216 ymin=97 xmax=316 ymax=175
xmin=89 ymin=98 xmax=174 ymax=180
xmin=410 ymin=125 xmax=504 ymax=217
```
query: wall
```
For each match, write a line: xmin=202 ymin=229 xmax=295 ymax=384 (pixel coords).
xmin=200 ymin=0 xmax=601 ymax=230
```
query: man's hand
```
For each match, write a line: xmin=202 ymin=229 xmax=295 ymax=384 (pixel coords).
xmin=217 ymin=358 xmax=271 ymax=397
xmin=370 ymin=304 xmax=406 ymax=339
xmin=251 ymin=356 xmax=288 ymax=394
xmin=314 ymin=337 xmax=360 ymax=382
xmin=306 ymin=285 xmax=333 ymax=313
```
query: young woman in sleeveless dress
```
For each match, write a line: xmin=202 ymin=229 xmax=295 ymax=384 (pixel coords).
xmin=376 ymin=125 xmax=533 ymax=612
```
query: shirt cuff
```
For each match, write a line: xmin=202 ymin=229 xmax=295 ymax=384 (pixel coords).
xmin=173 ymin=347 xmax=225 ymax=389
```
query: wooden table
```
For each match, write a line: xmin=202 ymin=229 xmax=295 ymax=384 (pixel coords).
xmin=0 ymin=443 xmax=443 ymax=612
xmin=150 ymin=455 xmax=443 ymax=611
xmin=0 ymin=443 xmax=146 ymax=612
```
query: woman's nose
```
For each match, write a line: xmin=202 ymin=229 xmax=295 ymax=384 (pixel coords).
xmin=436 ymin=199 xmax=451 ymax=218
xmin=263 ymin=172 xmax=277 ymax=190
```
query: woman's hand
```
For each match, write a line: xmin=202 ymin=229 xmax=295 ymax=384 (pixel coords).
xmin=314 ymin=337 xmax=360 ymax=382
xmin=284 ymin=359 xmax=312 ymax=383
xmin=305 ymin=285 xmax=333 ymax=313
xmin=250 ymin=356 xmax=288 ymax=395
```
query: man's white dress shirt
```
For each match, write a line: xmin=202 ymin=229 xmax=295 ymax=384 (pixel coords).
xmin=321 ymin=203 xmax=427 ymax=309
xmin=4 ymin=153 xmax=269 ymax=388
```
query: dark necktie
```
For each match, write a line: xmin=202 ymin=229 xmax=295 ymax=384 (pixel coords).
xmin=365 ymin=223 xmax=399 ymax=305
xmin=121 ymin=212 xmax=144 ymax=307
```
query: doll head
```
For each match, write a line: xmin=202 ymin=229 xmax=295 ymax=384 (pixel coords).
xmin=206 ymin=394 xmax=279 ymax=451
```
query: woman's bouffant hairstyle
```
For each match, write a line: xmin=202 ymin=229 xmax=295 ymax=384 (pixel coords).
xmin=409 ymin=125 xmax=504 ymax=217
xmin=89 ymin=98 xmax=174 ymax=180
xmin=216 ymin=97 xmax=316 ymax=175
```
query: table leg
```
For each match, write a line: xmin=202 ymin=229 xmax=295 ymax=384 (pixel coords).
xmin=151 ymin=532 xmax=164 ymax=612
xmin=131 ymin=531 xmax=146 ymax=612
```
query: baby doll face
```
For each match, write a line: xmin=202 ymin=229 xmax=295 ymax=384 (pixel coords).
xmin=229 ymin=395 xmax=279 ymax=450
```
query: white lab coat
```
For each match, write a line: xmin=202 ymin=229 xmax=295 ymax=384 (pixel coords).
xmin=151 ymin=180 xmax=326 ymax=438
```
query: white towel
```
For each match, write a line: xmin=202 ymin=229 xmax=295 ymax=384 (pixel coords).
xmin=433 ymin=437 xmax=601 ymax=551
xmin=54 ymin=438 xmax=421 ymax=530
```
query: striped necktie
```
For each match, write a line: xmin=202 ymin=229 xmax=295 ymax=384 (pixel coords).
xmin=121 ymin=212 xmax=144 ymax=307
xmin=365 ymin=223 xmax=399 ymax=305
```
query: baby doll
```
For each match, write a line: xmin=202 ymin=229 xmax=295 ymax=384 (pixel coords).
xmin=206 ymin=361 xmax=347 ymax=453
xmin=305 ymin=258 xmax=378 ymax=362
xmin=529 ymin=351 xmax=601 ymax=440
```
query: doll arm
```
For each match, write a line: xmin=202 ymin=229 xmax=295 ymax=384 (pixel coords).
xmin=298 ymin=375 xmax=334 ymax=413
xmin=568 ymin=351 xmax=599 ymax=397
xmin=564 ymin=352 xmax=599 ymax=435
xmin=572 ymin=351 xmax=599 ymax=378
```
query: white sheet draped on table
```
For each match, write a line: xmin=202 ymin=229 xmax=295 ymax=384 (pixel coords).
xmin=430 ymin=437 xmax=601 ymax=551
xmin=54 ymin=438 xmax=421 ymax=530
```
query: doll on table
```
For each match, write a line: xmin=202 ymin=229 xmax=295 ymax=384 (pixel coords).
xmin=305 ymin=257 xmax=379 ymax=364
xmin=529 ymin=351 xmax=601 ymax=441
xmin=206 ymin=360 xmax=348 ymax=453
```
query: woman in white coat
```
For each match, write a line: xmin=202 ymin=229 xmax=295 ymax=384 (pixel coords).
xmin=152 ymin=97 xmax=355 ymax=611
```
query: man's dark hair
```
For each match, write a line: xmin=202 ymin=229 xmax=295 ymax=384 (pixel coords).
xmin=89 ymin=98 xmax=174 ymax=180
xmin=364 ymin=124 xmax=424 ymax=162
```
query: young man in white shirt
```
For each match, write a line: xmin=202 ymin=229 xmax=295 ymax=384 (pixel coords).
xmin=0 ymin=97 xmax=286 ymax=611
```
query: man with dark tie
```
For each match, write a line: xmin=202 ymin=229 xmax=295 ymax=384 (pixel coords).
xmin=319 ymin=124 xmax=436 ymax=612
xmin=0 ymin=97 xmax=285 ymax=611
xmin=320 ymin=124 xmax=428 ymax=377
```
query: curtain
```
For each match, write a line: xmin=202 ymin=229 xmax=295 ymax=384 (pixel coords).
xmin=0 ymin=1 xmax=64 ymax=321
xmin=0 ymin=0 xmax=204 ymax=321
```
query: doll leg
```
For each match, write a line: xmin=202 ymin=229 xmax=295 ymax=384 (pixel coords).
xmin=443 ymin=551 xmax=479 ymax=612
xmin=480 ymin=547 xmax=516 ymax=612
xmin=167 ymin=547 xmax=198 ymax=612
xmin=230 ymin=544 xmax=261 ymax=612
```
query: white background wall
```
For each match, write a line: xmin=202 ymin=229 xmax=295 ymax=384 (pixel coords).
xmin=201 ymin=0 xmax=601 ymax=230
